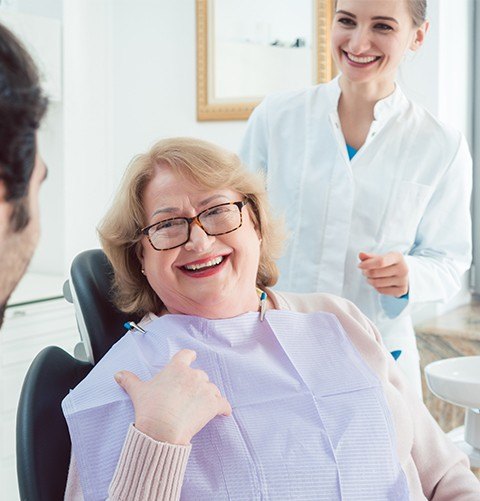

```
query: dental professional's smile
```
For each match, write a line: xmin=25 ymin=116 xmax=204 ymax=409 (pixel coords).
xmin=178 ymin=254 xmax=230 ymax=278
xmin=343 ymin=50 xmax=381 ymax=67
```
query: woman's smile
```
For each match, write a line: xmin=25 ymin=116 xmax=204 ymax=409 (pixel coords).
xmin=178 ymin=253 xmax=230 ymax=278
xmin=342 ymin=50 xmax=382 ymax=67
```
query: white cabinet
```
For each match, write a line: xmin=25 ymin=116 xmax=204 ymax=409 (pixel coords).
xmin=0 ymin=277 xmax=79 ymax=501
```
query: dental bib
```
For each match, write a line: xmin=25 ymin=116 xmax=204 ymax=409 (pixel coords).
xmin=62 ymin=311 xmax=410 ymax=500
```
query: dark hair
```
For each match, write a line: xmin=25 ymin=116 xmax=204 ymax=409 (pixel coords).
xmin=0 ymin=22 xmax=48 ymax=230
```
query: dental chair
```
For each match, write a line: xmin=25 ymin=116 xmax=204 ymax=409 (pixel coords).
xmin=16 ymin=347 xmax=92 ymax=501
xmin=16 ymin=249 xmax=138 ymax=500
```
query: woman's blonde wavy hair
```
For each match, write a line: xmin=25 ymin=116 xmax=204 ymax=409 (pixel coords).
xmin=98 ymin=137 xmax=285 ymax=316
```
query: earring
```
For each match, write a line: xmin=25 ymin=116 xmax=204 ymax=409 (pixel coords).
xmin=141 ymin=269 xmax=146 ymax=275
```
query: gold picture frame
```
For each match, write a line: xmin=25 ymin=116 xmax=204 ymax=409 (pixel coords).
xmin=196 ymin=0 xmax=335 ymax=121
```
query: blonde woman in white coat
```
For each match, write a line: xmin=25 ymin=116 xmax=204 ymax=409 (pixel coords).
xmin=239 ymin=0 xmax=472 ymax=395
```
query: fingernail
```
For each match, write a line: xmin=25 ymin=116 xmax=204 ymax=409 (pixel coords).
xmin=114 ymin=372 xmax=124 ymax=384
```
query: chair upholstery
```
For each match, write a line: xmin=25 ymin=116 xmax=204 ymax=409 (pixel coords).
xmin=16 ymin=346 xmax=92 ymax=501
xmin=67 ymin=249 xmax=141 ymax=364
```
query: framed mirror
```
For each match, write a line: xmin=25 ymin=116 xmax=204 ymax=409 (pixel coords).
xmin=196 ymin=0 xmax=335 ymax=121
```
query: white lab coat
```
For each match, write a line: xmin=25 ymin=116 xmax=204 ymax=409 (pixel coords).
xmin=239 ymin=77 xmax=472 ymax=392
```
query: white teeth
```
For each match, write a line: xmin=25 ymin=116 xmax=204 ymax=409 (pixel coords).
xmin=347 ymin=53 xmax=378 ymax=64
xmin=184 ymin=256 xmax=224 ymax=271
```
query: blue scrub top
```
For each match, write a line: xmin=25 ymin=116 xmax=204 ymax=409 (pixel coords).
xmin=346 ymin=144 xmax=358 ymax=160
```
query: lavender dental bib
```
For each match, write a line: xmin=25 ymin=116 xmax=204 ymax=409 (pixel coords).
xmin=62 ymin=311 xmax=410 ymax=500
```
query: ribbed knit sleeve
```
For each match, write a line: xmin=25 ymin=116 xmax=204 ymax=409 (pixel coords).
xmin=108 ymin=424 xmax=191 ymax=501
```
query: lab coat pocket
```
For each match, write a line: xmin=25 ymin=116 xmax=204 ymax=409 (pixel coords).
xmin=381 ymin=181 xmax=433 ymax=244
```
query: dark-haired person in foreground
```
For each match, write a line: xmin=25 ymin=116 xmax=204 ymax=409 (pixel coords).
xmin=0 ymin=21 xmax=48 ymax=328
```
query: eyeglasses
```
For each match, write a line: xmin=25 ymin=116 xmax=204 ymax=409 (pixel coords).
xmin=140 ymin=199 xmax=249 ymax=251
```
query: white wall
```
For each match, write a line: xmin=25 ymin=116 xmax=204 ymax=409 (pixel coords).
xmin=110 ymin=0 xmax=247 ymax=157
xmin=400 ymin=0 xmax=474 ymax=141
xmin=398 ymin=1 xmax=440 ymax=116
xmin=15 ymin=0 xmax=61 ymax=20
xmin=31 ymin=103 xmax=65 ymax=274
xmin=437 ymin=0 xmax=474 ymax=144
xmin=62 ymin=0 xmax=115 ymax=272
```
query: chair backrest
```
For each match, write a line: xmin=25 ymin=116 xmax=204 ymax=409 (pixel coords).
xmin=16 ymin=346 xmax=92 ymax=501
xmin=67 ymin=249 xmax=141 ymax=364
xmin=17 ymin=249 xmax=134 ymax=499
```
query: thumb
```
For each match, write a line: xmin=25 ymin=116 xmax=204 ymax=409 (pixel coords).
xmin=358 ymin=251 xmax=375 ymax=261
xmin=114 ymin=370 xmax=141 ymax=395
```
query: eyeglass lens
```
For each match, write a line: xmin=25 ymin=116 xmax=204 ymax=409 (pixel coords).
xmin=148 ymin=203 xmax=243 ymax=250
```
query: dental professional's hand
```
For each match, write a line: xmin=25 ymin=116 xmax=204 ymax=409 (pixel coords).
xmin=358 ymin=251 xmax=409 ymax=297
xmin=114 ymin=349 xmax=232 ymax=445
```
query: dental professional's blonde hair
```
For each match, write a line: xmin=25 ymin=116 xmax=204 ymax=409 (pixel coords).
xmin=98 ymin=137 xmax=285 ymax=316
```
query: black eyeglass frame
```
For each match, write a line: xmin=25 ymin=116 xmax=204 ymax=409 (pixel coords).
xmin=140 ymin=199 xmax=249 ymax=251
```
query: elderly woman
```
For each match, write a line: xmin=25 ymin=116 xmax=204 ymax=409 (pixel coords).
xmin=63 ymin=138 xmax=479 ymax=500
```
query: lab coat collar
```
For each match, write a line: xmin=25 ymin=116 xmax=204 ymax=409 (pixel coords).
xmin=372 ymin=83 xmax=409 ymax=121
xmin=325 ymin=75 xmax=409 ymax=123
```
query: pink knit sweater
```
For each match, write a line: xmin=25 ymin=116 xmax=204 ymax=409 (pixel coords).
xmin=65 ymin=291 xmax=480 ymax=500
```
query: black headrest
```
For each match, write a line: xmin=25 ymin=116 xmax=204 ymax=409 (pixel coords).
xmin=16 ymin=346 xmax=92 ymax=501
xmin=69 ymin=249 xmax=141 ymax=363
